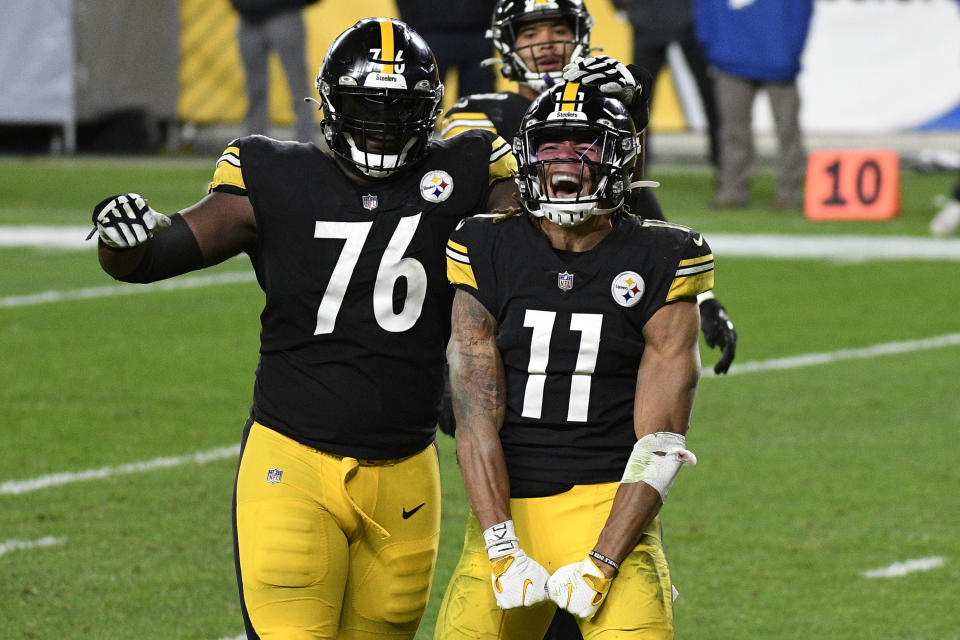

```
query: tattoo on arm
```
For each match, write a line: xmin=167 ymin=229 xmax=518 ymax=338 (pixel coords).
xmin=449 ymin=291 xmax=505 ymax=429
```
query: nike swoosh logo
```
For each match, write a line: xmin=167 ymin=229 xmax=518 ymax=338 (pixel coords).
xmin=521 ymin=578 xmax=533 ymax=604
xmin=402 ymin=503 xmax=425 ymax=519
xmin=693 ymin=234 xmax=704 ymax=246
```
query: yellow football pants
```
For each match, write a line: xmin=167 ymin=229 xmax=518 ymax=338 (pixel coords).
xmin=435 ymin=482 xmax=674 ymax=640
xmin=234 ymin=422 xmax=441 ymax=639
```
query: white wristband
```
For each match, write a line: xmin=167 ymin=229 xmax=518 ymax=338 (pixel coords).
xmin=697 ymin=290 xmax=715 ymax=305
xmin=483 ymin=519 xmax=520 ymax=560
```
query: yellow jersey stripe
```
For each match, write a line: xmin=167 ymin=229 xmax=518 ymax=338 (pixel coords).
xmin=489 ymin=135 xmax=518 ymax=183
xmin=442 ymin=123 xmax=497 ymax=139
xmin=667 ymin=271 xmax=714 ymax=302
xmin=446 ymin=254 xmax=477 ymax=289
xmin=379 ymin=20 xmax=394 ymax=74
xmin=208 ymin=146 xmax=245 ymax=193
xmin=678 ymin=254 xmax=714 ymax=268
xmin=561 ymin=81 xmax=580 ymax=111
xmin=447 ymin=239 xmax=468 ymax=254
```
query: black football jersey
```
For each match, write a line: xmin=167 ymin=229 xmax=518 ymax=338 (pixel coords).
xmin=207 ymin=131 xmax=517 ymax=459
xmin=439 ymin=92 xmax=533 ymax=144
xmin=446 ymin=214 xmax=713 ymax=497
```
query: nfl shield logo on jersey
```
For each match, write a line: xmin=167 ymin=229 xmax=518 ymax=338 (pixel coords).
xmin=362 ymin=194 xmax=378 ymax=210
xmin=611 ymin=271 xmax=645 ymax=307
xmin=557 ymin=271 xmax=575 ymax=291
xmin=420 ymin=170 xmax=454 ymax=203
xmin=266 ymin=468 xmax=283 ymax=484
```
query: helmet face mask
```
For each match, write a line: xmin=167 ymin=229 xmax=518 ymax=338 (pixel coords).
xmin=489 ymin=0 xmax=593 ymax=92
xmin=516 ymin=83 xmax=638 ymax=227
xmin=317 ymin=19 xmax=443 ymax=179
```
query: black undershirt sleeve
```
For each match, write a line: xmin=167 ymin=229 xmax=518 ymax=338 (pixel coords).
xmin=115 ymin=213 xmax=205 ymax=283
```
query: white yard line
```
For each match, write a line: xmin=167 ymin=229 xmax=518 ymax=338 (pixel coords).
xmin=0 ymin=536 xmax=66 ymax=557
xmin=0 ymin=271 xmax=257 ymax=308
xmin=862 ymin=557 xmax=945 ymax=578
xmin=705 ymin=332 xmax=960 ymax=377
xmin=0 ymin=445 xmax=239 ymax=495
xmin=5 ymin=226 xmax=960 ymax=260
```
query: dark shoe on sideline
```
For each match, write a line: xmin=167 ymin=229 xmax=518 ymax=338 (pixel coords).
xmin=710 ymin=195 xmax=750 ymax=210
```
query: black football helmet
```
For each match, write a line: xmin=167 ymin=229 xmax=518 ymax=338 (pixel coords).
xmin=515 ymin=81 xmax=639 ymax=227
xmin=488 ymin=0 xmax=593 ymax=93
xmin=316 ymin=18 xmax=443 ymax=178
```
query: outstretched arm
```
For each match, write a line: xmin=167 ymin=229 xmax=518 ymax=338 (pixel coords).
xmin=97 ymin=191 xmax=257 ymax=282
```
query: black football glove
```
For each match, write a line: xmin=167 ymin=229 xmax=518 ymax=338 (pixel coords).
xmin=699 ymin=297 xmax=737 ymax=374
xmin=86 ymin=193 xmax=170 ymax=248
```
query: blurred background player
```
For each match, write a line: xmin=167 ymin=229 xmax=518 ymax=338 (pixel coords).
xmin=230 ymin=0 xmax=320 ymax=142
xmin=88 ymin=18 xmax=517 ymax=640
xmin=397 ymin=0 xmax=497 ymax=99
xmin=436 ymin=81 xmax=707 ymax=640
xmin=929 ymin=172 xmax=960 ymax=236
xmin=694 ymin=0 xmax=814 ymax=210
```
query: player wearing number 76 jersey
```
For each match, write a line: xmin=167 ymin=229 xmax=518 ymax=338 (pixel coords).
xmin=436 ymin=82 xmax=709 ymax=639
xmin=91 ymin=18 xmax=517 ymax=640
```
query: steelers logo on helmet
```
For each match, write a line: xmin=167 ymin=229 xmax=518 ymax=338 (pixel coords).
xmin=611 ymin=271 xmax=644 ymax=307
xmin=420 ymin=170 xmax=454 ymax=203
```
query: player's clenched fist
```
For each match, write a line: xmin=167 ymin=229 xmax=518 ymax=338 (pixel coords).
xmin=87 ymin=193 xmax=171 ymax=248
xmin=484 ymin=520 xmax=550 ymax=609
xmin=546 ymin=556 xmax=613 ymax=620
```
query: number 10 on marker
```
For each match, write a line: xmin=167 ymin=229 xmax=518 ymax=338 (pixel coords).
xmin=804 ymin=150 xmax=900 ymax=221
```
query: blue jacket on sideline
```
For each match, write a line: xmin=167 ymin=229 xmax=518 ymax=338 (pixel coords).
xmin=693 ymin=0 xmax=814 ymax=82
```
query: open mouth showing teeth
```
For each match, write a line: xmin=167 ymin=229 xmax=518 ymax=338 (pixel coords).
xmin=549 ymin=172 xmax=584 ymax=199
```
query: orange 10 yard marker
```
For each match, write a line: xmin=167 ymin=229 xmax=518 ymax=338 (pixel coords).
xmin=804 ymin=150 xmax=900 ymax=220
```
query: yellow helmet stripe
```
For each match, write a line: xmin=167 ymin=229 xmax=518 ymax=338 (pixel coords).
xmin=560 ymin=81 xmax=580 ymax=111
xmin=379 ymin=19 xmax=395 ymax=74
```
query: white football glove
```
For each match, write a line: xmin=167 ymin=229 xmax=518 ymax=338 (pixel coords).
xmin=562 ymin=55 xmax=639 ymax=105
xmin=490 ymin=549 xmax=551 ymax=609
xmin=483 ymin=519 xmax=550 ymax=609
xmin=546 ymin=556 xmax=613 ymax=620
xmin=87 ymin=193 xmax=171 ymax=248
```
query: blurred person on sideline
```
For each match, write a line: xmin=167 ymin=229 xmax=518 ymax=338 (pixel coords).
xmin=435 ymin=80 xmax=708 ymax=639
xmin=930 ymin=173 xmax=960 ymax=235
xmin=86 ymin=18 xmax=518 ymax=639
xmin=396 ymin=0 xmax=496 ymax=98
xmin=694 ymin=0 xmax=814 ymax=210
xmin=613 ymin=0 xmax=719 ymax=168
xmin=230 ymin=0 xmax=319 ymax=142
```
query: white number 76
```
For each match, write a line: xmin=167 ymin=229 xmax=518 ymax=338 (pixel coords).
xmin=313 ymin=215 xmax=427 ymax=334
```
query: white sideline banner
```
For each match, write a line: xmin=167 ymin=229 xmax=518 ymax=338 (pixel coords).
xmin=798 ymin=0 xmax=960 ymax=132
xmin=0 ymin=0 xmax=74 ymax=124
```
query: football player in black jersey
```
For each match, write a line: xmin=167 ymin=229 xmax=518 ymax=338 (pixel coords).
xmin=435 ymin=82 xmax=708 ymax=639
xmin=439 ymin=0 xmax=736 ymax=386
xmin=89 ymin=18 xmax=517 ymax=640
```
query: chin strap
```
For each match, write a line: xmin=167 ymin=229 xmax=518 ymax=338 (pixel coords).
xmin=629 ymin=180 xmax=660 ymax=189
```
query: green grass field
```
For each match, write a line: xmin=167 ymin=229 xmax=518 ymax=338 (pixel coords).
xmin=1 ymin=156 xmax=958 ymax=639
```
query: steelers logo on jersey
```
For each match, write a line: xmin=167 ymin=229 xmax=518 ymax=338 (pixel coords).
xmin=611 ymin=271 xmax=645 ymax=307
xmin=420 ymin=170 xmax=455 ymax=203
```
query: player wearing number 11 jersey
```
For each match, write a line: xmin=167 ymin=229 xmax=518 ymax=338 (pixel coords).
xmin=90 ymin=18 xmax=516 ymax=640
xmin=436 ymin=82 xmax=709 ymax=639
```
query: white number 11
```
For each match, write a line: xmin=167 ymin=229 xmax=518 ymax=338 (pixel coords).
xmin=521 ymin=309 xmax=603 ymax=422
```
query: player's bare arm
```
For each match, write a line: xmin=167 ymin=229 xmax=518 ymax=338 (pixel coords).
xmin=591 ymin=299 xmax=702 ymax=577
xmin=486 ymin=177 xmax=520 ymax=213
xmin=97 ymin=191 xmax=256 ymax=281
xmin=448 ymin=288 xmax=510 ymax=529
